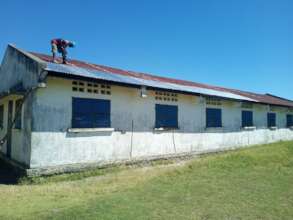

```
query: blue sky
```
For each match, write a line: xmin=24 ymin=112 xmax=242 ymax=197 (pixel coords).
xmin=0 ymin=0 xmax=292 ymax=99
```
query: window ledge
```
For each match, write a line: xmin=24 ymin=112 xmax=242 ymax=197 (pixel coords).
xmin=68 ymin=128 xmax=115 ymax=133
xmin=205 ymin=127 xmax=223 ymax=131
xmin=268 ymin=126 xmax=278 ymax=130
xmin=154 ymin=127 xmax=179 ymax=131
xmin=242 ymin=126 xmax=256 ymax=130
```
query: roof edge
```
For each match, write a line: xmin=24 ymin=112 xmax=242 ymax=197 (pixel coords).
xmin=18 ymin=49 xmax=293 ymax=108
xmin=265 ymin=93 xmax=293 ymax=102
xmin=46 ymin=71 xmax=253 ymax=102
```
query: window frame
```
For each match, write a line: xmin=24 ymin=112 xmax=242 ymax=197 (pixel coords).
xmin=267 ymin=112 xmax=276 ymax=128
xmin=155 ymin=104 xmax=178 ymax=129
xmin=287 ymin=114 xmax=293 ymax=127
xmin=72 ymin=97 xmax=111 ymax=129
xmin=242 ymin=110 xmax=253 ymax=127
xmin=206 ymin=108 xmax=222 ymax=128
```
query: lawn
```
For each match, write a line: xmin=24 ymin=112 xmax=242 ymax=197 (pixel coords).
xmin=0 ymin=141 xmax=293 ymax=220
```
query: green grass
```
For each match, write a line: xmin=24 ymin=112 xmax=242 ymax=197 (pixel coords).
xmin=1 ymin=141 xmax=293 ymax=220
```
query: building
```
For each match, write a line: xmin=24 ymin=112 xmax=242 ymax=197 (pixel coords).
xmin=0 ymin=44 xmax=293 ymax=174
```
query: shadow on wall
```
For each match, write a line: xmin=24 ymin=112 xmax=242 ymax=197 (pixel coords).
xmin=0 ymin=159 xmax=21 ymax=184
xmin=35 ymin=128 xmax=281 ymax=140
xmin=66 ymin=131 xmax=113 ymax=138
xmin=31 ymin=106 xmax=290 ymax=134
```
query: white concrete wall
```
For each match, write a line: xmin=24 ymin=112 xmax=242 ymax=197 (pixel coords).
xmin=30 ymin=77 xmax=293 ymax=168
xmin=0 ymin=98 xmax=9 ymax=155
xmin=0 ymin=95 xmax=31 ymax=166
xmin=0 ymin=45 xmax=45 ymax=166
xmin=0 ymin=45 xmax=45 ymax=93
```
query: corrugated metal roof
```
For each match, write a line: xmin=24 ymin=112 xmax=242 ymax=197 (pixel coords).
xmin=30 ymin=52 xmax=293 ymax=107
xmin=44 ymin=62 xmax=256 ymax=101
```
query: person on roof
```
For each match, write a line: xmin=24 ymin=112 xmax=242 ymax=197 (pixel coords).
xmin=51 ymin=38 xmax=75 ymax=64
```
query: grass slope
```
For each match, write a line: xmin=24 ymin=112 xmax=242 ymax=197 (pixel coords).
xmin=1 ymin=141 xmax=293 ymax=220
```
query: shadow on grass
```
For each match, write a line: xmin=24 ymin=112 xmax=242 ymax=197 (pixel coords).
xmin=0 ymin=160 xmax=21 ymax=185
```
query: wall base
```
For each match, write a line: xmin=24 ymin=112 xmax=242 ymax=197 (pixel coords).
xmin=26 ymin=143 xmax=251 ymax=177
xmin=0 ymin=152 xmax=27 ymax=177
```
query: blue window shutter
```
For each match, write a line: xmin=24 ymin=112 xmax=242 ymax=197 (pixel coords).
xmin=267 ymin=113 xmax=276 ymax=127
xmin=206 ymin=108 xmax=222 ymax=128
xmin=72 ymin=98 xmax=110 ymax=128
xmin=155 ymin=104 xmax=178 ymax=128
xmin=242 ymin=111 xmax=253 ymax=127
xmin=92 ymin=99 xmax=111 ymax=127
xmin=287 ymin=115 xmax=293 ymax=127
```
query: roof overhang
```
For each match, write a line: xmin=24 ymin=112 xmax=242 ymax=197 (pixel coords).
xmin=45 ymin=62 xmax=257 ymax=103
xmin=0 ymin=92 xmax=25 ymax=100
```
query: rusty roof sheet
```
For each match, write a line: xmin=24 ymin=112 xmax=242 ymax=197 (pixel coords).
xmin=31 ymin=52 xmax=293 ymax=107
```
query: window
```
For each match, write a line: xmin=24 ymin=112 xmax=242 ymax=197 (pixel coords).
xmin=287 ymin=115 xmax=293 ymax=127
xmin=206 ymin=97 xmax=222 ymax=106
xmin=206 ymin=108 xmax=222 ymax=128
xmin=267 ymin=113 xmax=276 ymax=127
xmin=241 ymin=102 xmax=253 ymax=109
xmin=15 ymin=99 xmax=22 ymax=129
xmin=155 ymin=91 xmax=178 ymax=102
xmin=72 ymin=98 xmax=110 ymax=128
xmin=269 ymin=106 xmax=278 ymax=112
xmin=0 ymin=105 xmax=3 ymax=129
xmin=72 ymin=80 xmax=111 ymax=95
xmin=155 ymin=104 xmax=178 ymax=128
xmin=242 ymin=111 xmax=253 ymax=127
